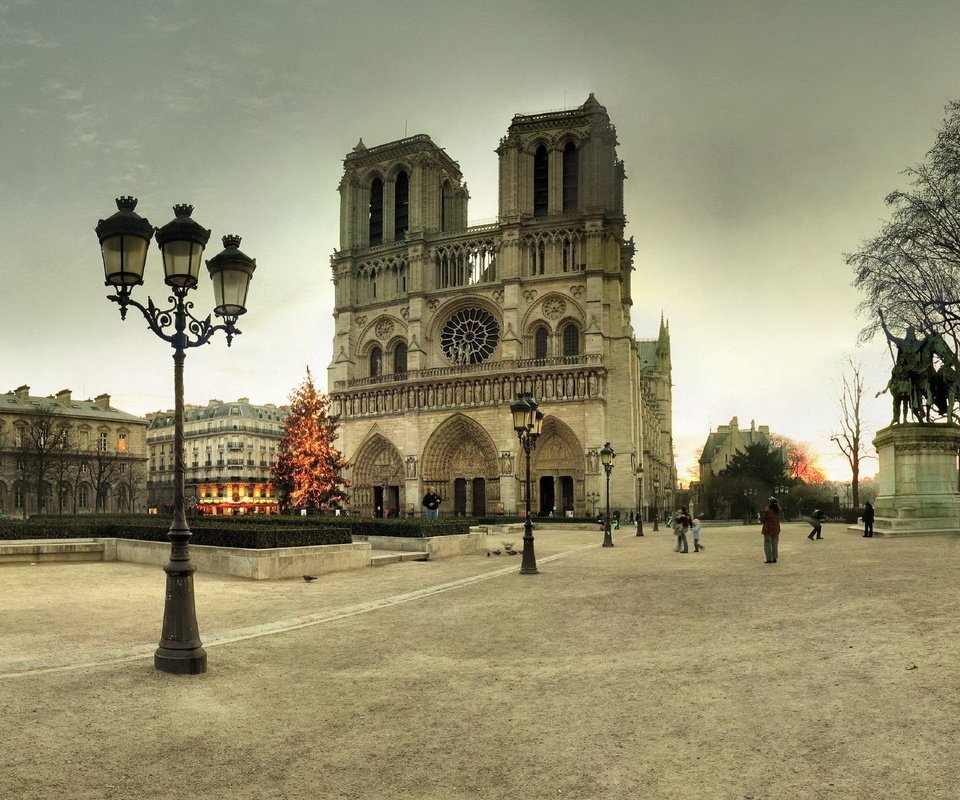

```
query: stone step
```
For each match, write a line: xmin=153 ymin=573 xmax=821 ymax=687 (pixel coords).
xmin=0 ymin=539 xmax=105 ymax=564
xmin=369 ymin=548 xmax=429 ymax=566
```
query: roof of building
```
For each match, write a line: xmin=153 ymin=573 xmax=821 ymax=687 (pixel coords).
xmin=1 ymin=386 xmax=145 ymax=425
xmin=146 ymin=398 xmax=288 ymax=430
xmin=699 ymin=417 xmax=777 ymax=464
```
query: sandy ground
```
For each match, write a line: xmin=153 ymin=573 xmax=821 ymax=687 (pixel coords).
xmin=1 ymin=522 xmax=958 ymax=800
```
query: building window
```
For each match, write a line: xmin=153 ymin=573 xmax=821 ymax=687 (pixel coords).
xmin=78 ymin=484 xmax=89 ymax=509
xmin=533 ymin=145 xmax=549 ymax=217
xmin=534 ymin=327 xmax=549 ymax=359
xmin=562 ymin=142 xmax=578 ymax=213
xmin=80 ymin=461 xmax=89 ymax=475
xmin=79 ymin=430 xmax=89 ymax=448
xmin=369 ymin=346 xmax=383 ymax=378
xmin=394 ymin=170 xmax=409 ymax=240
xmin=98 ymin=432 xmax=108 ymax=452
xmin=440 ymin=308 xmax=500 ymax=365
xmin=14 ymin=485 xmax=24 ymax=509
xmin=117 ymin=432 xmax=127 ymax=453
xmin=393 ymin=342 xmax=408 ymax=374
xmin=369 ymin=177 xmax=384 ymax=245
xmin=562 ymin=323 xmax=581 ymax=357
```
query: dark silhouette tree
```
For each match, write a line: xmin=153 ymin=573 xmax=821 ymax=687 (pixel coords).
xmin=831 ymin=356 xmax=874 ymax=511
xmin=848 ymin=100 xmax=960 ymax=353
xmin=272 ymin=369 xmax=349 ymax=513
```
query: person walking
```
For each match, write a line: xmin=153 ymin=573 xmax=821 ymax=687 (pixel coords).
xmin=673 ymin=506 xmax=691 ymax=553
xmin=807 ymin=509 xmax=826 ymax=540
xmin=691 ymin=517 xmax=704 ymax=552
xmin=421 ymin=486 xmax=442 ymax=520
xmin=761 ymin=497 xmax=781 ymax=563
xmin=862 ymin=501 xmax=875 ymax=538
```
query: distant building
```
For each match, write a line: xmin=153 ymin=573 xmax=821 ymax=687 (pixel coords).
xmin=327 ymin=94 xmax=676 ymax=518
xmin=692 ymin=416 xmax=787 ymax=516
xmin=0 ymin=385 xmax=148 ymax=516
xmin=145 ymin=398 xmax=288 ymax=515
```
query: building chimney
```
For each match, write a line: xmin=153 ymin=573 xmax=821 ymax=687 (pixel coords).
xmin=730 ymin=416 xmax=739 ymax=429
xmin=56 ymin=389 xmax=72 ymax=404
xmin=94 ymin=393 xmax=111 ymax=411
xmin=14 ymin=385 xmax=30 ymax=400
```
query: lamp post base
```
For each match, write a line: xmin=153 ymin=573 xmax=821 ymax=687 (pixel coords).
xmin=155 ymin=647 xmax=208 ymax=675
xmin=520 ymin=519 xmax=539 ymax=574
xmin=602 ymin=526 xmax=614 ymax=547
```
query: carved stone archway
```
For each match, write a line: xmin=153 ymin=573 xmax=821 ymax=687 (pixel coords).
xmin=522 ymin=416 xmax=585 ymax=515
xmin=351 ymin=433 xmax=405 ymax=517
xmin=421 ymin=414 xmax=500 ymax=516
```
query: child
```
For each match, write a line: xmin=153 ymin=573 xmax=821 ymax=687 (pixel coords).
xmin=691 ymin=517 xmax=704 ymax=552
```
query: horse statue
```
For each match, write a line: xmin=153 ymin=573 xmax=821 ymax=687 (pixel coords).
xmin=924 ymin=333 xmax=960 ymax=423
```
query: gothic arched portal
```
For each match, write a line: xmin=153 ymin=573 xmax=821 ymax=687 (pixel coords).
xmin=421 ymin=414 xmax=500 ymax=516
xmin=352 ymin=432 xmax=405 ymax=517
xmin=523 ymin=416 xmax=585 ymax=516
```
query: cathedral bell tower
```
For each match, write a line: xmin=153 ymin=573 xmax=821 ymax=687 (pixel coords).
xmin=327 ymin=96 xmax=675 ymax=520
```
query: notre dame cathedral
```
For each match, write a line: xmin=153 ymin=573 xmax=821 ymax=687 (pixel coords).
xmin=327 ymin=94 xmax=676 ymax=518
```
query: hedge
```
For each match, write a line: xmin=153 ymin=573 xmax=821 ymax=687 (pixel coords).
xmin=0 ymin=519 xmax=350 ymax=549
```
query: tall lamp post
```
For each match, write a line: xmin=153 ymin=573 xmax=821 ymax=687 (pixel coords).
xmin=635 ymin=464 xmax=644 ymax=536
xmin=652 ymin=478 xmax=660 ymax=531
xmin=601 ymin=442 xmax=615 ymax=547
xmin=510 ymin=392 xmax=544 ymax=575
xmin=96 ymin=197 xmax=256 ymax=675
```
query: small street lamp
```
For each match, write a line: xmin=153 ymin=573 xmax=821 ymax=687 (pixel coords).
xmin=600 ymin=442 xmax=615 ymax=547
xmin=510 ymin=392 xmax=544 ymax=575
xmin=652 ymin=478 xmax=660 ymax=531
xmin=743 ymin=487 xmax=758 ymax=524
xmin=635 ymin=464 xmax=644 ymax=536
xmin=96 ymin=197 xmax=256 ymax=675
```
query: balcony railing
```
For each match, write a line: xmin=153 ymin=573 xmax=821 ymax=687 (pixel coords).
xmin=334 ymin=354 xmax=602 ymax=390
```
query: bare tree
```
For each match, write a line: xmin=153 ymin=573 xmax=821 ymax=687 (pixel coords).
xmin=768 ymin=434 xmax=827 ymax=484
xmin=116 ymin=463 xmax=147 ymax=513
xmin=831 ymin=356 xmax=874 ymax=511
xmin=90 ymin=448 xmax=123 ymax=513
xmin=848 ymin=100 xmax=960 ymax=352
xmin=14 ymin=404 xmax=71 ymax=516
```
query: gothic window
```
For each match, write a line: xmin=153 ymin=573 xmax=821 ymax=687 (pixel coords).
xmin=563 ymin=142 xmax=579 ymax=213
xmin=369 ymin=177 xmax=384 ymax=245
xmin=533 ymin=145 xmax=549 ymax=217
xmin=562 ymin=323 xmax=581 ymax=357
xmin=393 ymin=342 xmax=408 ymax=374
xmin=534 ymin=326 xmax=549 ymax=359
xmin=441 ymin=308 xmax=500 ymax=365
xmin=394 ymin=170 xmax=409 ymax=240
xmin=441 ymin=181 xmax=450 ymax=231
xmin=561 ymin=233 xmax=579 ymax=272
xmin=369 ymin=346 xmax=383 ymax=378
xmin=529 ymin=239 xmax=545 ymax=276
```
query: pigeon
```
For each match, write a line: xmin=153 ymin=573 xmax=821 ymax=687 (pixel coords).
xmin=303 ymin=575 xmax=318 ymax=582
xmin=492 ymin=549 xmax=502 ymax=555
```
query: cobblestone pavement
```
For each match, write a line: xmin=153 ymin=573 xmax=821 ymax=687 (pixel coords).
xmin=2 ymin=523 xmax=958 ymax=799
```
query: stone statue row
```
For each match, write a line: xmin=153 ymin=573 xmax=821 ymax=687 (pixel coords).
xmin=880 ymin=311 xmax=960 ymax=424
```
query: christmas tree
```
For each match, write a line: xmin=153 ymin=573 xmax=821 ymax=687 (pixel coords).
xmin=273 ymin=368 xmax=349 ymax=513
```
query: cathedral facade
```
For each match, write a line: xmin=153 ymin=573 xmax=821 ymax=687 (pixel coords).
xmin=328 ymin=94 xmax=676 ymax=518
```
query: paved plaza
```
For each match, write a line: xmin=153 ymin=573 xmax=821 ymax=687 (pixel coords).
xmin=2 ymin=523 xmax=958 ymax=799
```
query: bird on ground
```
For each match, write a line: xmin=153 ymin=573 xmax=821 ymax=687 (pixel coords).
xmin=492 ymin=549 xmax=502 ymax=555
xmin=303 ymin=575 xmax=318 ymax=582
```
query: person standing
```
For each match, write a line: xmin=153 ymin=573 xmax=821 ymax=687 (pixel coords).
xmin=691 ymin=517 xmax=704 ymax=552
xmin=862 ymin=502 xmax=875 ymax=538
xmin=807 ymin=509 xmax=826 ymax=540
xmin=761 ymin=497 xmax=781 ymax=563
xmin=422 ymin=486 xmax=442 ymax=520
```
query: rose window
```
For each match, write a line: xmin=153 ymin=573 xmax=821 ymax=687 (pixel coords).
xmin=440 ymin=308 xmax=500 ymax=365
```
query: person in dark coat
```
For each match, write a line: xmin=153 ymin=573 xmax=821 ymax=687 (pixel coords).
xmin=807 ymin=509 xmax=826 ymax=540
xmin=422 ymin=487 xmax=442 ymax=520
xmin=862 ymin=502 xmax=875 ymax=538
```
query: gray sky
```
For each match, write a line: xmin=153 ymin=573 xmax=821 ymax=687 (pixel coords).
xmin=3 ymin=0 xmax=958 ymax=481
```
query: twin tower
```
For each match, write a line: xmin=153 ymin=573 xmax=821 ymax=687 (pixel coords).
xmin=327 ymin=94 xmax=675 ymax=520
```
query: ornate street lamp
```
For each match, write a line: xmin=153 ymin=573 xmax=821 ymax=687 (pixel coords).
xmin=96 ymin=197 xmax=257 ymax=675
xmin=652 ymin=478 xmax=660 ymax=531
xmin=600 ymin=442 xmax=615 ymax=547
xmin=511 ymin=392 xmax=543 ymax=575
xmin=635 ymin=464 xmax=644 ymax=536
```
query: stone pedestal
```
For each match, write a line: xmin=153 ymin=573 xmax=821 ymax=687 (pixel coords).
xmin=872 ymin=423 xmax=960 ymax=535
